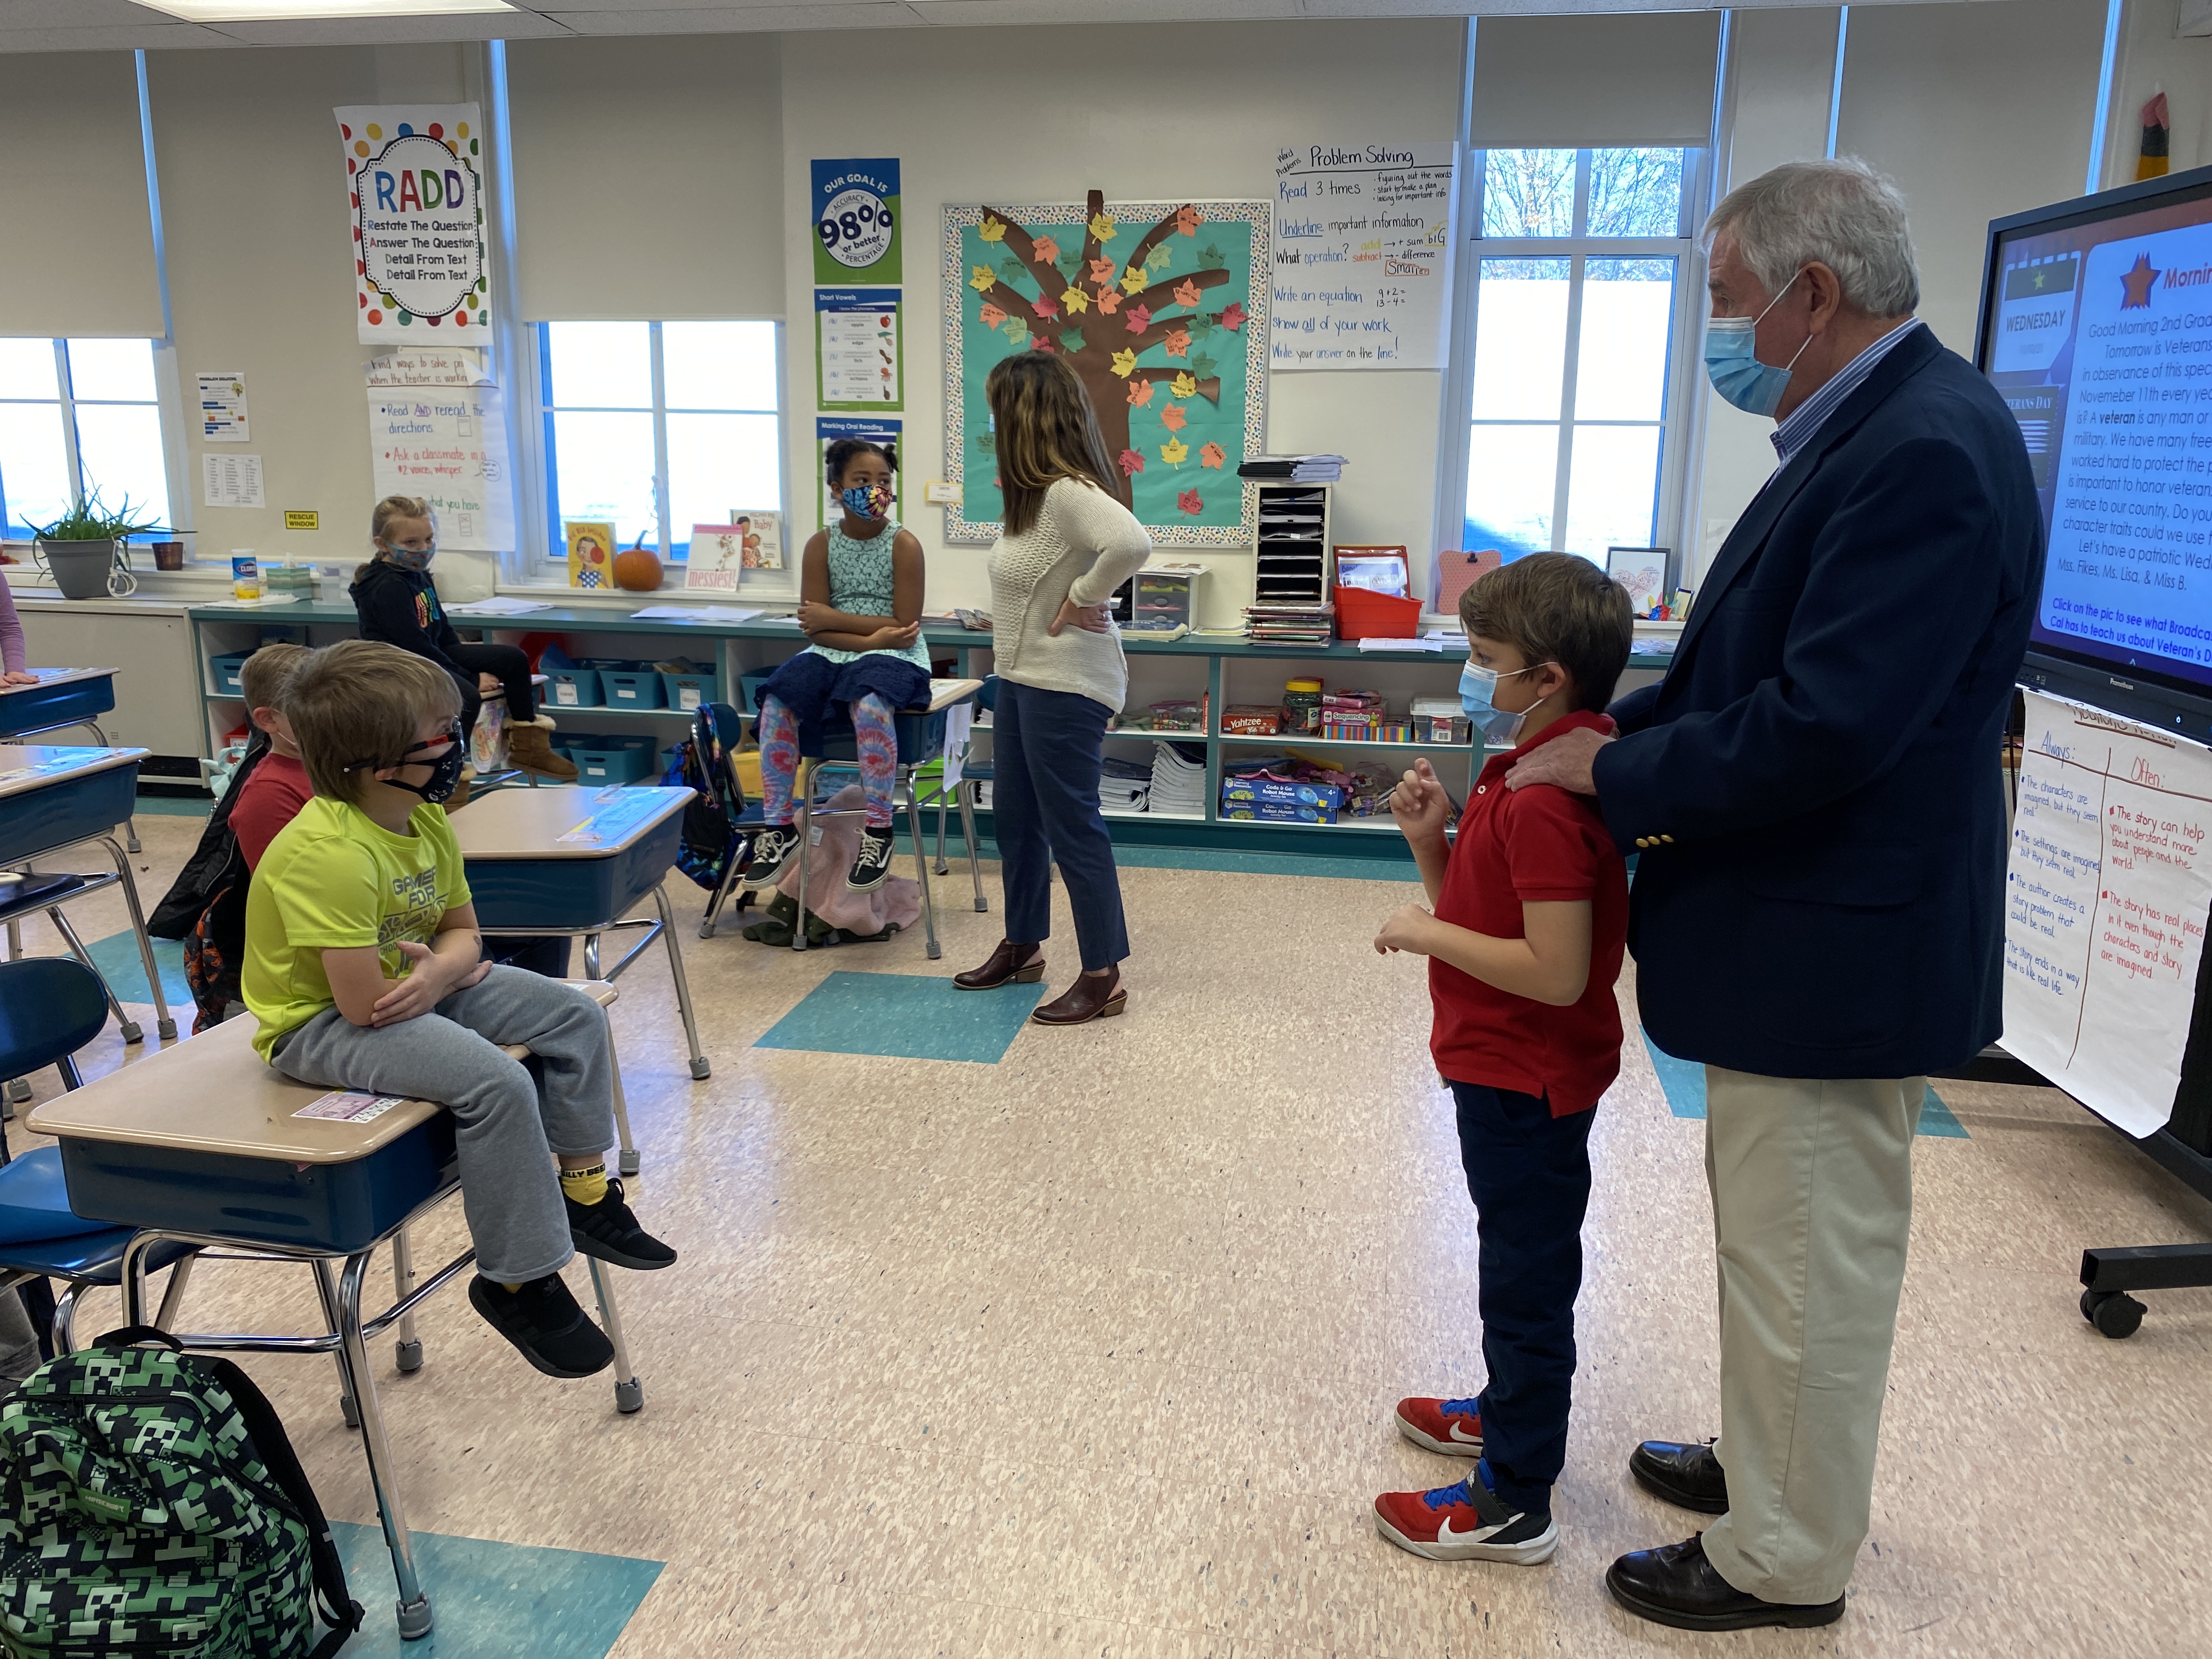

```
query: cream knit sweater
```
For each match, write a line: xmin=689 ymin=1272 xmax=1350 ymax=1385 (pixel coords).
xmin=986 ymin=477 xmax=1154 ymax=710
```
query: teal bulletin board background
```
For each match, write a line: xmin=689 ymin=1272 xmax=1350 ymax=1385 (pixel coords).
xmin=941 ymin=200 xmax=1268 ymax=545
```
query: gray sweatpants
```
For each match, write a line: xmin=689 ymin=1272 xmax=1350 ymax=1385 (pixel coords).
xmin=271 ymin=966 xmax=616 ymax=1283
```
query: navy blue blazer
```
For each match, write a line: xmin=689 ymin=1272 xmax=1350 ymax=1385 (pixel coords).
xmin=1592 ymin=324 xmax=2041 ymax=1080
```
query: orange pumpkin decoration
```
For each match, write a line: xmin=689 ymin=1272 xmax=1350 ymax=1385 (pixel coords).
xmin=612 ymin=532 xmax=663 ymax=592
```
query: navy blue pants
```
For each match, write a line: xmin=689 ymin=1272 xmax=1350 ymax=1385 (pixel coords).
xmin=1452 ymin=1079 xmax=1595 ymax=1513
xmin=992 ymin=680 xmax=1130 ymax=973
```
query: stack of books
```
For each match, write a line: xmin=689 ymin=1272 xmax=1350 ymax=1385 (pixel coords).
xmin=1148 ymin=742 xmax=1207 ymax=818
xmin=1101 ymin=755 xmax=1153 ymax=814
xmin=1244 ymin=601 xmax=1335 ymax=646
xmin=1238 ymin=454 xmax=1347 ymax=483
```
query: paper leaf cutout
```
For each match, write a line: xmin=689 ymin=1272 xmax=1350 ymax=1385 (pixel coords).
xmin=1178 ymin=488 xmax=1204 ymax=514
xmin=1119 ymin=266 xmax=1149 ymax=296
xmin=1171 ymin=371 xmax=1198 ymax=399
xmin=980 ymin=216 xmax=1007 ymax=242
xmin=1187 ymin=313 xmax=1216 ymax=340
xmin=1173 ymin=278 xmax=1203 ymax=309
xmin=1001 ymin=257 xmax=1028 ymax=284
xmin=1198 ymin=242 xmax=1227 ymax=270
xmin=1119 ymin=448 xmax=1144 ymax=476
xmin=1199 ymin=441 xmax=1227 ymax=470
xmin=1125 ymin=303 xmax=1152 ymax=334
xmin=1060 ymin=286 xmax=1090 ymax=315
xmin=1003 ymin=317 xmax=1029 ymax=342
xmin=1188 ymin=351 xmax=1218 ymax=381
xmin=1147 ymin=243 xmax=1175 ymax=274
xmin=976 ymin=430 xmax=996 ymax=454
xmin=1159 ymin=402 xmax=1188 ymax=432
xmin=1032 ymin=234 xmax=1060 ymax=263
xmin=1059 ymin=327 xmax=1086 ymax=352
xmin=1030 ymin=335 xmax=1056 ymax=352
xmin=1088 ymin=212 xmax=1118 ymax=242
xmin=1218 ymin=301 xmax=1248 ymax=331
xmin=1057 ymin=252 xmax=1083 ymax=281
xmin=1160 ymin=437 xmax=1189 ymax=467
xmin=1163 ymin=327 xmax=1190 ymax=359
xmin=969 ymin=264 xmax=998 ymax=294
xmin=1110 ymin=347 xmax=1138 ymax=378
xmin=1088 ymin=257 xmax=1117 ymax=285
xmin=1031 ymin=291 xmax=1060 ymax=319
xmin=1175 ymin=204 xmax=1203 ymax=236
xmin=1126 ymin=376 xmax=1155 ymax=407
xmin=978 ymin=302 xmax=1007 ymax=328
xmin=1096 ymin=287 xmax=1122 ymax=315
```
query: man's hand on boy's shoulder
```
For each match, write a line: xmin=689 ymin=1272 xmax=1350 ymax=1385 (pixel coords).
xmin=1505 ymin=726 xmax=1612 ymax=796
xmin=1374 ymin=901 xmax=1438 ymax=957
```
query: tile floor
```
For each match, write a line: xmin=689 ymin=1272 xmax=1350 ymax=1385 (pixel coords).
xmin=5 ymin=806 xmax=2212 ymax=1657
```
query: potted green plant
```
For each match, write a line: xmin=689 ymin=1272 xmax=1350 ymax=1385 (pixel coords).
xmin=32 ymin=490 xmax=165 ymax=601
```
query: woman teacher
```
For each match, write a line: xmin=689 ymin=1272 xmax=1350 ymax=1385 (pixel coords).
xmin=952 ymin=353 xmax=1150 ymax=1024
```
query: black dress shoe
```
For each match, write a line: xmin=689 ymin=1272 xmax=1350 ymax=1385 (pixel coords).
xmin=1607 ymin=1534 xmax=1845 ymax=1632
xmin=1629 ymin=1438 xmax=1729 ymax=1514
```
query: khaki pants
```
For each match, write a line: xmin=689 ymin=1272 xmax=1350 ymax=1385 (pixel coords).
xmin=1699 ymin=1066 xmax=1923 ymax=1605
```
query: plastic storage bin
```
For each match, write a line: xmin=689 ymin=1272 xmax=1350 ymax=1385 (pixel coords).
xmin=599 ymin=666 xmax=667 ymax=709
xmin=208 ymin=652 xmax=253 ymax=696
xmin=569 ymin=738 xmax=658 ymax=786
xmin=739 ymin=672 xmax=775 ymax=715
xmin=543 ymin=665 xmax=602 ymax=710
xmin=660 ymin=668 xmax=721 ymax=713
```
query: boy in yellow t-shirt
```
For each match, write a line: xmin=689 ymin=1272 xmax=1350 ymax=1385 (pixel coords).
xmin=244 ymin=640 xmax=675 ymax=1380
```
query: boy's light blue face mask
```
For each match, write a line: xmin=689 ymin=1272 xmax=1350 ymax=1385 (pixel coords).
xmin=1702 ymin=270 xmax=1812 ymax=418
xmin=1460 ymin=658 xmax=1548 ymax=748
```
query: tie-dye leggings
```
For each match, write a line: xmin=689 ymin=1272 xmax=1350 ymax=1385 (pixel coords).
xmin=758 ymin=692 xmax=897 ymax=828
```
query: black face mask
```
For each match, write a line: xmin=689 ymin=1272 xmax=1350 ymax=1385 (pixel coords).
xmin=354 ymin=722 xmax=466 ymax=804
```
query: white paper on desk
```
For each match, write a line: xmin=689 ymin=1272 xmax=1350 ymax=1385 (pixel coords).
xmin=445 ymin=596 xmax=554 ymax=617
xmin=628 ymin=605 xmax=763 ymax=622
xmin=294 ymin=1090 xmax=406 ymax=1123
xmin=1359 ymin=636 xmax=1440 ymax=651
xmin=942 ymin=703 xmax=972 ymax=791
xmin=2001 ymin=691 xmax=2212 ymax=1135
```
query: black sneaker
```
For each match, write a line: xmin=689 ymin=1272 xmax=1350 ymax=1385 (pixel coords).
xmin=743 ymin=826 xmax=801 ymax=889
xmin=566 ymin=1177 xmax=678 ymax=1271
xmin=847 ymin=826 xmax=896 ymax=891
xmin=467 ymin=1272 xmax=614 ymax=1379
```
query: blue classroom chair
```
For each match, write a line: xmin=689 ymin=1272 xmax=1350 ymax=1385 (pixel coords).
xmin=0 ymin=958 xmax=194 ymax=1355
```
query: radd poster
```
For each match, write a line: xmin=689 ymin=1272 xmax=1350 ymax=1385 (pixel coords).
xmin=338 ymin=104 xmax=492 ymax=346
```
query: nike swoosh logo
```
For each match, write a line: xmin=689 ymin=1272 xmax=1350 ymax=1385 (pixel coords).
xmin=1435 ymin=1513 xmax=1497 ymax=1547
xmin=1448 ymin=1422 xmax=1482 ymax=1444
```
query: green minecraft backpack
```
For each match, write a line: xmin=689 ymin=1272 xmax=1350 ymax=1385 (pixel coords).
xmin=0 ymin=1328 xmax=363 ymax=1659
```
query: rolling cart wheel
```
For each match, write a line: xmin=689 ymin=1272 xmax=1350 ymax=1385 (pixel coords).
xmin=619 ymin=1149 xmax=641 ymax=1177
xmin=339 ymin=1393 xmax=361 ymax=1429
xmin=614 ymin=1377 xmax=645 ymax=1414
xmin=394 ymin=1338 xmax=424 ymax=1373
xmin=2081 ymin=1288 xmax=2145 ymax=1340
xmin=689 ymin=1056 xmax=711 ymax=1081
xmin=118 ymin=1020 xmax=144 ymax=1045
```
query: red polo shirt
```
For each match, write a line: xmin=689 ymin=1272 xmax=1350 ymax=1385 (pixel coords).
xmin=1429 ymin=710 xmax=1629 ymax=1116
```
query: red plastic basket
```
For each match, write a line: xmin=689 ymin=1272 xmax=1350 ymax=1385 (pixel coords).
xmin=1333 ymin=585 xmax=1423 ymax=640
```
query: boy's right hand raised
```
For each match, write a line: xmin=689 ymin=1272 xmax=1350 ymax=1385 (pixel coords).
xmin=1389 ymin=756 xmax=1451 ymax=842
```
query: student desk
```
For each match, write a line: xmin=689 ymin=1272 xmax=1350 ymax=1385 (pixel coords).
xmin=27 ymin=986 xmax=645 ymax=1645
xmin=448 ymin=785 xmax=707 ymax=1134
xmin=0 ymin=743 xmax=174 ymax=1045
xmin=0 ymin=669 xmax=137 ymax=851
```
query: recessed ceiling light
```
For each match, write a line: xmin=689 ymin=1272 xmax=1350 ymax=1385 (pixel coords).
xmin=140 ymin=1 xmax=515 ymax=21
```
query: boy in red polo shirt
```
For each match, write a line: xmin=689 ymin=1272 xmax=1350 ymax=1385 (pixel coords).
xmin=1370 ymin=551 xmax=1633 ymax=1567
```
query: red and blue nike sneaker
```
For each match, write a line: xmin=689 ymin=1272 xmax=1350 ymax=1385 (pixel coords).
xmin=1374 ymin=1463 xmax=1559 ymax=1565
xmin=1395 ymin=1395 xmax=1485 ymax=1457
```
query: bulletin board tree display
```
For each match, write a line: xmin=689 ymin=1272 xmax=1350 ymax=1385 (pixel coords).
xmin=941 ymin=190 xmax=1268 ymax=545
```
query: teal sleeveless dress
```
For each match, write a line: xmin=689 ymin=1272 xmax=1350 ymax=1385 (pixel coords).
xmin=755 ymin=519 xmax=930 ymax=744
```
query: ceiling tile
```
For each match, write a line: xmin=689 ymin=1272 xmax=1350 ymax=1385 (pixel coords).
xmin=542 ymin=3 xmax=922 ymax=31
xmin=188 ymin=10 xmax=573 ymax=44
xmin=0 ymin=22 xmax=233 ymax=48
xmin=913 ymin=0 xmax=1302 ymax=21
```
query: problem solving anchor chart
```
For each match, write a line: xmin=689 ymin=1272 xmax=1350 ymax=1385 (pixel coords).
xmin=1270 ymin=142 xmax=1456 ymax=370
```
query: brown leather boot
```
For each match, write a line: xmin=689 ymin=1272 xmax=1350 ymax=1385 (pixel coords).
xmin=1031 ymin=967 xmax=1126 ymax=1025
xmin=506 ymin=715 xmax=579 ymax=782
xmin=953 ymin=940 xmax=1044 ymax=990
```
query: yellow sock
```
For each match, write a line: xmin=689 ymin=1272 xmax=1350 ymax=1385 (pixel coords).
xmin=500 ymin=1282 xmax=520 ymax=1293
xmin=560 ymin=1163 xmax=609 ymax=1207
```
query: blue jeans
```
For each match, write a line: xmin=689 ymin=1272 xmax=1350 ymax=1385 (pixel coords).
xmin=1451 ymin=1079 xmax=1595 ymax=1513
xmin=992 ymin=679 xmax=1130 ymax=972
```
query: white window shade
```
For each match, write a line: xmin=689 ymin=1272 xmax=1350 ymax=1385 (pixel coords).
xmin=1472 ymin=14 xmax=1723 ymax=150
xmin=0 ymin=52 xmax=163 ymax=338
xmin=506 ymin=35 xmax=784 ymax=323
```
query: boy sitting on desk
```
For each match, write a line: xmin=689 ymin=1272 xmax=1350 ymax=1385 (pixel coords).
xmin=242 ymin=639 xmax=675 ymax=1379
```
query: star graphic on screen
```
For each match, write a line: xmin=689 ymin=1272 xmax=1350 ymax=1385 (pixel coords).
xmin=2120 ymin=252 xmax=2162 ymax=309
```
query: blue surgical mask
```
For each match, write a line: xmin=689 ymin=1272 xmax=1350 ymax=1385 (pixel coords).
xmin=1460 ymin=659 xmax=1547 ymax=747
xmin=1702 ymin=271 xmax=1811 ymax=417
xmin=385 ymin=543 xmax=435 ymax=572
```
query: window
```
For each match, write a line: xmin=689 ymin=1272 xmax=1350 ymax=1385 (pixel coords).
xmin=0 ymin=338 xmax=171 ymax=538
xmin=1455 ymin=148 xmax=1701 ymax=563
xmin=536 ymin=320 xmax=781 ymax=561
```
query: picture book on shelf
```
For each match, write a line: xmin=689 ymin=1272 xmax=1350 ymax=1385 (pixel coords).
xmin=565 ymin=521 xmax=616 ymax=590
xmin=686 ymin=523 xmax=744 ymax=592
xmin=729 ymin=509 xmax=785 ymax=571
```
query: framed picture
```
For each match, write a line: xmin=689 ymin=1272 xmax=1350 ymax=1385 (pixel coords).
xmin=1605 ymin=546 xmax=1678 ymax=618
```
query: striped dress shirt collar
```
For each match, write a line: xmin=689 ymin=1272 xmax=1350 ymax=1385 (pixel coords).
xmin=1768 ymin=318 xmax=1923 ymax=467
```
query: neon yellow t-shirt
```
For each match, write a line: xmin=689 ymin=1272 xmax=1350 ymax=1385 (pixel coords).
xmin=243 ymin=795 xmax=473 ymax=1062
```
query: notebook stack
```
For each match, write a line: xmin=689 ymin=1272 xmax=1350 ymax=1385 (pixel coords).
xmin=1243 ymin=602 xmax=1335 ymax=646
xmin=1237 ymin=454 xmax=1347 ymax=483
xmin=1149 ymin=742 xmax=1207 ymax=819
xmin=1101 ymin=755 xmax=1153 ymax=814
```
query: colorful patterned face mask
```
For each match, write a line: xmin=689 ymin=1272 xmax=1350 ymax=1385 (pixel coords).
xmin=839 ymin=482 xmax=893 ymax=520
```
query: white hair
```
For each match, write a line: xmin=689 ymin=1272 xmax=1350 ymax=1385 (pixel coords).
xmin=1705 ymin=157 xmax=1920 ymax=318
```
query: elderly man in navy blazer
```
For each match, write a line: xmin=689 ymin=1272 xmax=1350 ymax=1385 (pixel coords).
xmin=1509 ymin=158 xmax=2040 ymax=1630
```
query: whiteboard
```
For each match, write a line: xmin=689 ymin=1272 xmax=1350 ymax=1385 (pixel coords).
xmin=1270 ymin=142 xmax=1457 ymax=370
xmin=2002 ymin=690 xmax=2212 ymax=1136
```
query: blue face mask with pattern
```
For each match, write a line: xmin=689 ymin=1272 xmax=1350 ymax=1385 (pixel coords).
xmin=383 ymin=542 xmax=435 ymax=572
xmin=839 ymin=482 xmax=893 ymax=520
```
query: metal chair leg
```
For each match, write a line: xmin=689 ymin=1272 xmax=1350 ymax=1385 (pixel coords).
xmin=391 ymin=1230 xmax=422 ymax=1373
xmin=904 ymin=775 xmax=941 ymax=961
xmin=52 ymin=1282 xmax=84 ymax=1355
xmin=584 ymin=932 xmax=602 ymax=979
xmin=311 ymin=1257 xmax=362 ymax=1430
xmin=960 ymin=782 xmax=987 ymax=912
xmin=103 ymin=837 xmax=176 ymax=1042
xmin=586 ymin=1257 xmax=644 ymax=1415
xmin=610 ymin=1046 xmax=640 ymax=1176
xmin=339 ymin=1250 xmax=434 ymax=1641
xmin=152 ymin=1254 xmax=196 ymax=1332
xmin=700 ymin=853 xmax=743 ymax=939
xmin=792 ymin=760 xmax=815 ymax=953
xmin=650 ymin=882 xmax=709 ymax=1080
xmin=48 ymin=907 xmax=142 ymax=1045
xmin=935 ymin=784 xmax=950 ymax=876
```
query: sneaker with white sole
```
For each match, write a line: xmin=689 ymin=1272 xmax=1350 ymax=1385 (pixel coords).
xmin=743 ymin=826 xmax=800 ymax=889
xmin=847 ymin=826 xmax=896 ymax=891
xmin=1396 ymin=1395 xmax=1485 ymax=1457
xmin=1374 ymin=1463 xmax=1558 ymax=1565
